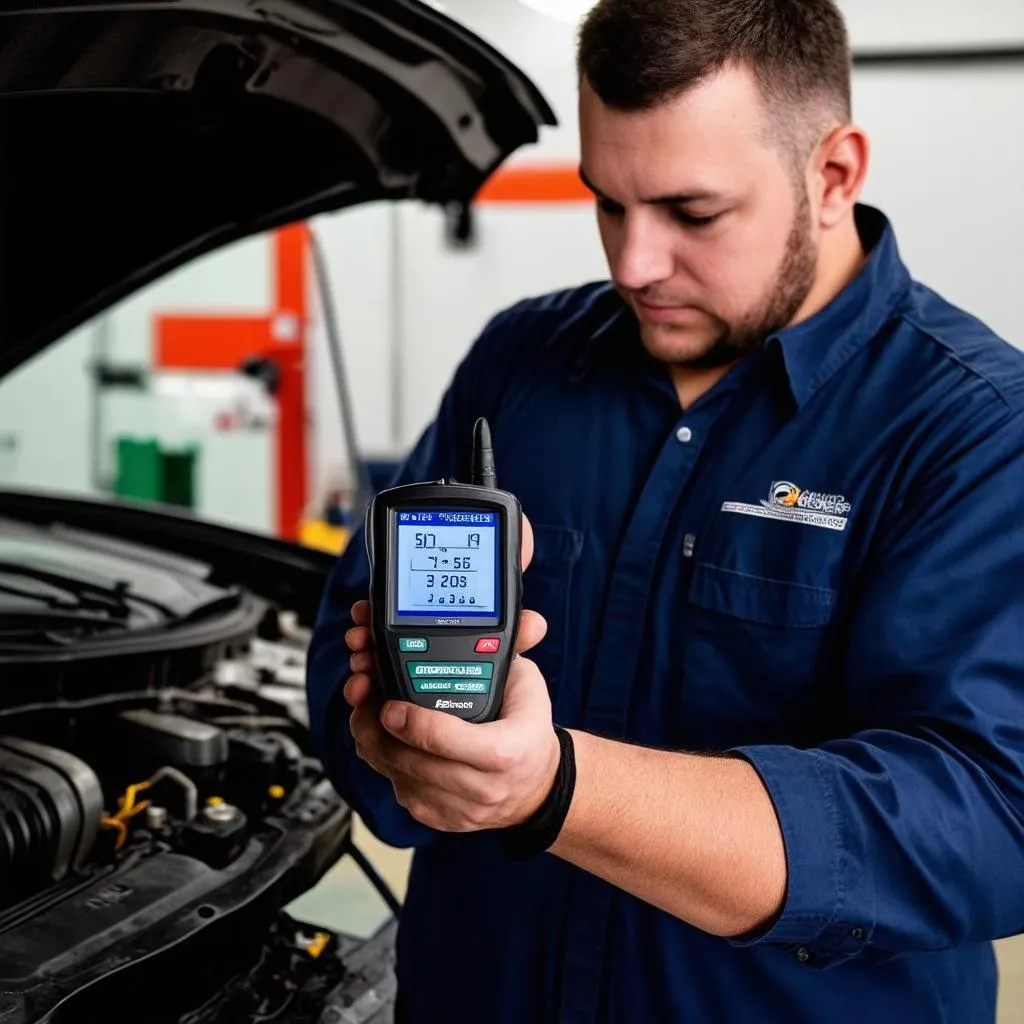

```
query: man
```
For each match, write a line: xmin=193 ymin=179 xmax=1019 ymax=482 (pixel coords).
xmin=307 ymin=1 xmax=1024 ymax=1020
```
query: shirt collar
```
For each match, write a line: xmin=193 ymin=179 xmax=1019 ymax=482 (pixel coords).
xmin=572 ymin=204 xmax=911 ymax=406
xmin=568 ymin=291 xmax=635 ymax=383
xmin=767 ymin=204 xmax=912 ymax=407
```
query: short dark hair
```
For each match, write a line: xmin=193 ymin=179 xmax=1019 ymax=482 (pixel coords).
xmin=578 ymin=0 xmax=852 ymax=161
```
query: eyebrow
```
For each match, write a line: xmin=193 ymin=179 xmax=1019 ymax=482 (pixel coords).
xmin=578 ymin=166 xmax=724 ymax=206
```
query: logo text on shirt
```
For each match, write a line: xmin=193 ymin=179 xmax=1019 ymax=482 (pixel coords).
xmin=721 ymin=480 xmax=852 ymax=532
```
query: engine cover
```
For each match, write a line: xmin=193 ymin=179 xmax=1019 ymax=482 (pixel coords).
xmin=0 ymin=738 xmax=103 ymax=909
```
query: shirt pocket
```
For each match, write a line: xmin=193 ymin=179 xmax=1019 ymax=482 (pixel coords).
xmin=521 ymin=524 xmax=584 ymax=707
xmin=681 ymin=562 xmax=837 ymax=746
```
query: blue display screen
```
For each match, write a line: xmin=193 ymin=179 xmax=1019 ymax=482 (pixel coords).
xmin=393 ymin=511 xmax=500 ymax=621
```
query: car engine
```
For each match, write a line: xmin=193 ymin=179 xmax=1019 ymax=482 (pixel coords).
xmin=0 ymin=510 xmax=396 ymax=1024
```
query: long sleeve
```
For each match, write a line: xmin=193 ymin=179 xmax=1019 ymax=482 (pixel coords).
xmin=730 ymin=398 xmax=1024 ymax=968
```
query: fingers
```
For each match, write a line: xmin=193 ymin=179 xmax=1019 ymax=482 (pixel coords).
xmin=343 ymin=672 xmax=376 ymax=708
xmin=348 ymin=604 xmax=544 ymax=657
xmin=352 ymin=707 xmax=515 ymax=826
xmin=496 ymin=655 xmax=551 ymax=722
xmin=351 ymin=601 xmax=370 ymax=627
xmin=381 ymin=659 xmax=548 ymax=773
xmin=345 ymin=626 xmax=371 ymax=653
xmin=520 ymin=512 xmax=534 ymax=573
xmin=349 ymin=697 xmax=492 ymax=812
xmin=349 ymin=650 xmax=373 ymax=675
xmin=514 ymin=609 xmax=547 ymax=655
xmin=379 ymin=701 xmax=492 ymax=766
xmin=392 ymin=781 xmax=498 ymax=833
xmin=349 ymin=691 xmax=388 ymax=766
xmin=377 ymin=742 xmax=494 ymax=806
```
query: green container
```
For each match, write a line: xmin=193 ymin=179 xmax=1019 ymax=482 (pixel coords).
xmin=114 ymin=438 xmax=162 ymax=502
xmin=162 ymin=448 xmax=197 ymax=508
xmin=114 ymin=437 xmax=199 ymax=509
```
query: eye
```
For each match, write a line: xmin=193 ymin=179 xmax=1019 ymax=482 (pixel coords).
xmin=596 ymin=197 xmax=624 ymax=217
xmin=674 ymin=210 xmax=721 ymax=228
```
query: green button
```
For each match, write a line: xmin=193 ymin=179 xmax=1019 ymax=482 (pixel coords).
xmin=399 ymin=637 xmax=429 ymax=653
xmin=413 ymin=680 xmax=454 ymax=692
xmin=452 ymin=681 xmax=489 ymax=693
xmin=412 ymin=678 xmax=490 ymax=694
xmin=407 ymin=662 xmax=494 ymax=679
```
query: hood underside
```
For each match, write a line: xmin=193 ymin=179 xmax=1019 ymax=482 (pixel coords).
xmin=0 ymin=0 xmax=556 ymax=376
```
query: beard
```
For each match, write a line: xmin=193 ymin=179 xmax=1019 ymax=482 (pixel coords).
xmin=636 ymin=190 xmax=819 ymax=371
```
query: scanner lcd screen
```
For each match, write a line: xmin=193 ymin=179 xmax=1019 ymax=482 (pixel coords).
xmin=393 ymin=510 xmax=500 ymax=623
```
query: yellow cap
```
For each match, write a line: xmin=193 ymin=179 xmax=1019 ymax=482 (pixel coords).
xmin=305 ymin=932 xmax=331 ymax=958
xmin=206 ymin=796 xmax=225 ymax=807
xmin=268 ymin=785 xmax=286 ymax=800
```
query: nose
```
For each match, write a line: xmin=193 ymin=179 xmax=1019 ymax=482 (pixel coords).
xmin=609 ymin=211 xmax=675 ymax=292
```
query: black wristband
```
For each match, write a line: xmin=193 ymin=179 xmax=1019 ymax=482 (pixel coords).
xmin=498 ymin=726 xmax=576 ymax=860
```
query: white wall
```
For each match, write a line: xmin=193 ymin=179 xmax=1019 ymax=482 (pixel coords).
xmin=0 ymin=0 xmax=1021 ymax=535
xmin=855 ymin=64 xmax=1024 ymax=344
xmin=837 ymin=0 xmax=1024 ymax=49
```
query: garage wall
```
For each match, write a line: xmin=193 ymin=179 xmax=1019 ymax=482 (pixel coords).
xmin=0 ymin=0 xmax=1020 ymax=535
xmin=838 ymin=0 xmax=1024 ymax=48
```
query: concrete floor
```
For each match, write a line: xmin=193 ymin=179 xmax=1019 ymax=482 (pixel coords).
xmin=999 ymin=938 xmax=1024 ymax=1023
xmin=289 ymin=819 xmax=1024 ymax=1022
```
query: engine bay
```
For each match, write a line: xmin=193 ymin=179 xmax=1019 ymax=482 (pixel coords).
xmin=0 ymin=508 xmax=394 ymax=1024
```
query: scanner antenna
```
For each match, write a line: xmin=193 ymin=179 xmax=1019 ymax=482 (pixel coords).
xmin=472 ymin=417 xmax=497 ymax=489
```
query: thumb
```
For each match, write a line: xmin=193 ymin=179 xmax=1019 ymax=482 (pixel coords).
xmin=497 ymin=655 xmax=551 ymax=723
xmin=520 ymin=512 xmax=534 ymax=573
xmin=514 ymin=609 xmax=547 ymax=655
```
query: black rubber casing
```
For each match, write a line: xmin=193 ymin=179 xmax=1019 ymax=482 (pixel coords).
xmin=366 ymin=482 xmax=522 ymax=724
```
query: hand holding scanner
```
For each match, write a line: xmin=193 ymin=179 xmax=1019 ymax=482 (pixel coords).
xmin=365 ymin=419 xmax=522 ymax=723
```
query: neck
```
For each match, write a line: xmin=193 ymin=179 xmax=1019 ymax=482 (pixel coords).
xmin=791 ymin=212 xmax=868 ymax=327
xmin=670 ymin=362 xmax=739 ymax=411
xmin=669 ymin=212 xmax=867 ymax=409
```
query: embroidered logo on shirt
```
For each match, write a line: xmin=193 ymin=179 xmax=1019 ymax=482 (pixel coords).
xmin=721 ymin=480 xmax=852 ymax=532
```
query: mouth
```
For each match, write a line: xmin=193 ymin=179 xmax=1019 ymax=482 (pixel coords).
xmin=635 ymin=298 xmax=704 ymax=326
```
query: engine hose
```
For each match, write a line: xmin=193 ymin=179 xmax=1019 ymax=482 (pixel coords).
xmin=264 ymin=731 xmax=304 ymax=764
xmin=145 ymin=766 xmax=198 ymax=822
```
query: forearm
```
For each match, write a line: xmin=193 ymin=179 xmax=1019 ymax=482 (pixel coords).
xmin=550 ymin=730 xmax=786 ymax=938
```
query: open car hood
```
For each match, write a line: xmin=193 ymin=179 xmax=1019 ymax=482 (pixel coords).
xmin=0 ymin=0 xmax=556 ymax=377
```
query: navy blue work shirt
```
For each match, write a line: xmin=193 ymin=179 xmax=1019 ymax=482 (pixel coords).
xmin=307 ymin=205 xmax=1024 ymax=1023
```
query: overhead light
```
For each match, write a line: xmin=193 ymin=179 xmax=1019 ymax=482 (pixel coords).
xmin=517 ymin=0 xmax=595 ymax=25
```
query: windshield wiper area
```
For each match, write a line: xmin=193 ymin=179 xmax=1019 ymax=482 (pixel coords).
xmin=0 ymin=562 xmax=179 ymax=650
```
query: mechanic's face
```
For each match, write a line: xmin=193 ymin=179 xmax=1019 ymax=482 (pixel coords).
xmin=579 ymin=67 xmax=820 ymax=369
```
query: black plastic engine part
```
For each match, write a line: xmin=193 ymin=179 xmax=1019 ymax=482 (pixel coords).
xmin=318 ymin=918 xmax=399 ymax=1024
xmin=182 ymin=801 xmax=249 ymax=869
xmin=118 ymin=710 xmax=228 ymax=768
xmin=223 ymin=732 xmax=301 ymax=818
xmin=0 ymin=737 xmax=103 ymax=907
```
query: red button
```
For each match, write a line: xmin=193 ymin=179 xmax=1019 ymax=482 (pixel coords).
xmin=475 ymin=638 xmax=501 ymax=654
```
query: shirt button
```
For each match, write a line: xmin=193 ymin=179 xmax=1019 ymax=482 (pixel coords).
xmin=676 ymin=426 xmax=693 ymax=444
xmin=852 ymin=928 xmax=865 ymax=941
xmin=796 ymin=947 xmax=811 ymax=963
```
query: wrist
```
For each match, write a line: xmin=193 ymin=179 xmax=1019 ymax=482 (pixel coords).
xmin=547 ymin=728 xmax=583 ymax=851
xmin=497 ymin=726 xmax=577 ymax=860
xmin=518 ymin=725 xmax=563 ymax=824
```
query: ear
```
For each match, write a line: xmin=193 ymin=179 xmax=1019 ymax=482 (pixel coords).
xmin=812 ymin=124 xmax=870 ymax=229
